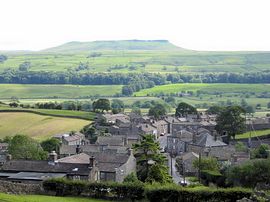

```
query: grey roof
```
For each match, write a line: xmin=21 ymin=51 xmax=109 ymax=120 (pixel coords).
xmin=1 ymin=160 xmax=91 ymax=175
xmin=182 ymin=152 xmax=199 ymax=161
xmin=58 ymin=153 xmax=90 ymax=164
xmin=194 ymin=133 xmax=227 ymax=147
xmin=96 ymin=136 xmax=125 ymax=146
xmin=60 ymin=144 xmax=102 ymax=155
xmin=137 ymin=123 xmax=157 ymax=133
xmin=58 ymin=151 xmax=132 ymax=172
xmin=7 ymin=172 xmax=66 ymax=181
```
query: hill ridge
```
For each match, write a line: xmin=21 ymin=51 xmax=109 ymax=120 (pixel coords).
xmin=42 ymin=39 xmax=186 ymax=52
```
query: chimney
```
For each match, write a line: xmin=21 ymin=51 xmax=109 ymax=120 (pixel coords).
xmin=89 ymin=156 xmax=96 ymax=168
xmin=6 ymin=154 xmax=12 ymax=161
xmin=48 ymin=151 xmax=57 ymax=163
xmin=76 ymin=145 xmax=81 ymax=154
xmin=128 ymin=148 xmax=133 ymax=155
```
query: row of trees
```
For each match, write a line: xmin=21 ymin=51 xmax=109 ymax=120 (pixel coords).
xmin=1 ymin=69 xmax=270 ymax=85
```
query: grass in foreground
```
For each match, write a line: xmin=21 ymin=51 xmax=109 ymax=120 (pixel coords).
xmin=0 ymin=112 xmax=90 ymax=140
xmin=236 ymin=129 xmax=270 ymax=139
xmin=0 ymin=193 xmax=108 ymax=202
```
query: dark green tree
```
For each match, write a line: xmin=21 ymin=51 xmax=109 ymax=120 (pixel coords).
xmin=133 ymin=134 xmax=172 ymax=183
xmin=8 ymin=135 xmax=47 ymax=160
xmin=215 ymin=106 xmax=246 ymax=140
xmin=175 ymin=102 xmax=197 ymax=117
xmin=80 ymin=124 xmax=97 ymax=144
xmin=41 ymin=138 xmax=61 ymax=153
xmin=252 ymin=144 xmax=270 ymax=159
xmin=92 ymin=99 xmax=111 ymax=112
xmin=207 ymin=106 xmax=224 ymax=115
xmin=148 ymin=103 xmax=167 ymax=119
xmin=111 ymin=99 xmax=125 ymax=113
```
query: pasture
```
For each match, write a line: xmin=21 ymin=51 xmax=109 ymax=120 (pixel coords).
xmin=134 ymin=83 xmax=270 ymax=96
xmin=0 ymin=112 xmax=90 ymax=140
xmin=0 ymin=84 xmax=122 ymax=99
xmin=1 ymin=50 xmax=270 ymax=73
xmin=236 ymin=129 xmax=270 ymax=139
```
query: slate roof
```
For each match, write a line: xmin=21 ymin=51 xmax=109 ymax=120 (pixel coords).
xmin=193 ymin=133 xmax=227 ymax=147
xmin=7 ymin=172 xmax=66 ymax=181
xmin=58 ymin=153 xmax=90 ymax=164
xmin=96 ymin=136 xmax=125 ymax=146
xmin=60 ymin=144 xmax=102 ymax=155
xmin=58 ymin=151 xmax=132 ymax=172
xmin=1 ymin=160 xmax=91 ymax=175
xmin=182 ymin=152 xmax=199 ymax=161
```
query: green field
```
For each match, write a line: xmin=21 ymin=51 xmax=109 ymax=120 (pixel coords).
xmin=134 ymin=83 xmax=270 ymax=96
xmin=236 ymin=129 xmax=270 ymax=139
xmin=1 ymin=42 xmax=270 ymax=74
xmin=0 ymin=112 xmax=90 ymax=140
xmin=0 ymin=193 xmax=107 ymax=202
xmin=0 ymin=84 xmax=122 ymax=99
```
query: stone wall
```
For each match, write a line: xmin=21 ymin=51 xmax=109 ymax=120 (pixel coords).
xmin=0 ymin=180 xmax=43 ymax=194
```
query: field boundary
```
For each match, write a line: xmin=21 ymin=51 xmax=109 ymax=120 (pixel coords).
xmin=0 ymin=109 xmax=93 ymax=121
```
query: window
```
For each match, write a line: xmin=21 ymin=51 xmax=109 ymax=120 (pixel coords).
xmin=100 ymin=171 xmax=116 ymax=181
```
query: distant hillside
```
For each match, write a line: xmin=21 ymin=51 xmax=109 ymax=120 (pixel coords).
xmin=42 ymin=40 xmax=186 ymax=52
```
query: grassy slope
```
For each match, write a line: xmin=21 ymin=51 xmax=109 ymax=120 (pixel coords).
xmin=236 ymin=129 xmax=270 ymax=139
xmin=1 ymin=50 xmax=270 ymax=73
xmin=0 ymin=193 xmax=107 ymax=202
xmin=0 ymin=112 xmax=90 ymax=140
xmin=43 ymin=40 xmax=183 ymax=52
xmin=0 ymin=84 xmax=122 ymax=99
xmin=134 ymin=83 xmax=270 ymax=96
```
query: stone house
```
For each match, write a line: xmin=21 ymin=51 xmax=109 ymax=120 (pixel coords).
xmin=0 ymin=151 xmax=98 ymax=184
xmin=54 ymin=132 xmax=87 ymax=146
xmin=179 ymin=152 xmax=199 ymax=176
xmin=58 ymin=149 xmax=136 ymax=182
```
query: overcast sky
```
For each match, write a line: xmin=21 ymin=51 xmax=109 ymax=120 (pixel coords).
xmin=0 ymin=0 xmax=270 ymax=51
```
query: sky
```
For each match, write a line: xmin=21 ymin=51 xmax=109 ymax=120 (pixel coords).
xmin=0 ymin=0 xmax=270 ymax=51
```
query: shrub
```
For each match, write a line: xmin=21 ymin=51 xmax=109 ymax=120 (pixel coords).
xmin=43 ymin=178 xmax=144 ymax=201
xmin=145 ymin=185 xmax=252 ymax=202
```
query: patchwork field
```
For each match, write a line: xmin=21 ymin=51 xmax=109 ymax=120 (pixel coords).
xmin=0 ymin=84 xmax=123 ymax=99
xmin=0 ymin=193 xmax=107 ymax=202
xmin=236 ymin=129 xmax=270 ymax=139
xmin=134 ymin=83 xmax=270 ymax=96
xmin=0 ymin=112 xmax=90 ymax=140
xmin=1 ymin=50 xmax=270 ymax=73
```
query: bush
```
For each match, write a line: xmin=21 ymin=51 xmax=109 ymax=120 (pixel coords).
xmin=44 ymin=178 xmax=252 ymax=202
xmin=43 ymin=178 xmax=145 ymax=201
xmin=145 ymin=185 xmax=252 ymax=202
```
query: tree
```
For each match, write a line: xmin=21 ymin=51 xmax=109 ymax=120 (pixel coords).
xmin=267 ymin=102 xmax=270 ymax=109
xmin=18 ymin=62 xmax=31 ymax=71
xmin=215 ymin=106 xmax=246 ymax=140
xmin=175 ymin=102 xmax=197 ymax=117
xmin=207 ymin=106 xmax=224 ymax=115
xmin=123 ymin=172 xmax=141 ymax=183
xmin=0 ymin=55 xmax=7 ymax=63
xmin=227 ymin=159 xmax=270 ymax=188
xmin=111 ymin=99 xmax=125 ymax=113
xmin=92 ymin=99 xmax=111 ymax=112
xmin=193 ymin=157 xmax=220 ymax=172
xmin=133 ymin=134 xmax=172 ymax=183
xmin=131 ymin=107 xmax=141 ymax=116
xmin=8 ymin=135 xmax=47 ymax=160
xmin=41 ymin=138 xmax=61 ymax=153
xmin=80 ymin=124 xmax=97 ymax=144
xmin=252 ymin=144 xmax=270 ymax=159
xmin=148 ymin=103 xmax=167 ymax=119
